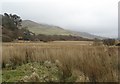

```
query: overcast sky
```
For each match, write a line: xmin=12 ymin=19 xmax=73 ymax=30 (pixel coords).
xmin=0 ymin=0 xmax=119 ymax=38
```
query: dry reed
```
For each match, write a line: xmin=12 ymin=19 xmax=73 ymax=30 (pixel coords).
xmin=2 ymin=42 xmax=119 ymax=82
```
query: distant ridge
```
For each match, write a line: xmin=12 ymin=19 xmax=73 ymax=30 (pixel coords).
xmin=18 ymin=20 xmax=107 ymax=39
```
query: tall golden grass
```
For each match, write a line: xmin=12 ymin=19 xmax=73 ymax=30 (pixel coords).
xmin=2 ymin=42 xmax=119 ymax=82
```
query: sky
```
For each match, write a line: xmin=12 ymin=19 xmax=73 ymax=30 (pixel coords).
xmin=0 ymin=0 xmax=119 ymax=38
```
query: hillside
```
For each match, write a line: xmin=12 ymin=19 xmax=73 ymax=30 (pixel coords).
xmin=22 ymin=20 xmax=105 ymax=39
xmin=0 ymin=13 xmax=105 ymax=40
xmin=22 ymin=20 xmax=72 ymax=35
xmin=1 ymin=13 xmax=92 ymax=42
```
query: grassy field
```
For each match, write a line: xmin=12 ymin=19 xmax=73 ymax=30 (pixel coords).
xmin=2 ymin=41 xmax=119 ymax=82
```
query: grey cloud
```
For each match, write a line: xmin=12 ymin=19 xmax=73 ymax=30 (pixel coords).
xmin=1 ymin=0 xmax=119 ymax=38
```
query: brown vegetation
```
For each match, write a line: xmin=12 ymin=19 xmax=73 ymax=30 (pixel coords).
xmin=103 ymin=39 xmax=116 ymax=46
xmin=2 ymin=42 xmax=119 ymax=82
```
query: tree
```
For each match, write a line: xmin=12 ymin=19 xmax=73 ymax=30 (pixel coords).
xmin=2 ymin=13 xmax=22 ymax=30
xmin=2 ymin=13 xmax=23 ymax=41
xmin=10 ymin=14 xmax=22 ymax=28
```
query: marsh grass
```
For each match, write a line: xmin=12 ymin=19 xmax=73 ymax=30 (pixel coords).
xmin=2 ymin=42 xmax=119 ymax=82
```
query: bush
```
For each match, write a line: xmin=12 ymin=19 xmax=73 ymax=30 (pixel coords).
xmin=93 ymin=38 xmax=102 ymax=46
xmin=103 ymin=39 xmax=115 ymax=46
xmin=2 ymin=35 xmax=13 ymax=42
xmin=115 ymin=43 xmax=120 ymax=46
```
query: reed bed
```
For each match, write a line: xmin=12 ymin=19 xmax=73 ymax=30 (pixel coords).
xmin=2 ymin=42 xmax=119 ymax=82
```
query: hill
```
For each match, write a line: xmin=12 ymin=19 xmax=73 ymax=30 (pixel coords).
xmin=22 ymin=20 xmax=105 ymax=39
xmin=22 ymin=20 xmax=72 ymax=35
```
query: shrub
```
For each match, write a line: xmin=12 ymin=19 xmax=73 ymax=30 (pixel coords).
xmin=93 ymin=38 xmax=102 ymax=46
xmin=103 ymin=39 xmax=115 ymax=46
xmin=2 ymin=35 xmax=13 ymax=42
xmin=115 ymin=43 xmax=120 ymax=46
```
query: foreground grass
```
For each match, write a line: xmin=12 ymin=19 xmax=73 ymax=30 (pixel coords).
xmin=2 ymin=42 xmax=119 ymax=82
xmin=2 ymin=62 xmax=77 ymax=82
xmin=0 ymin=69 xmax=2 ymax=83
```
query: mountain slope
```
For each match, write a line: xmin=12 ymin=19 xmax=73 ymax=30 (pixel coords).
xmin=22 ymin=20 xmax=105 ymax=39
xmin=22 ymin=20 xmax=72 ymax=35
